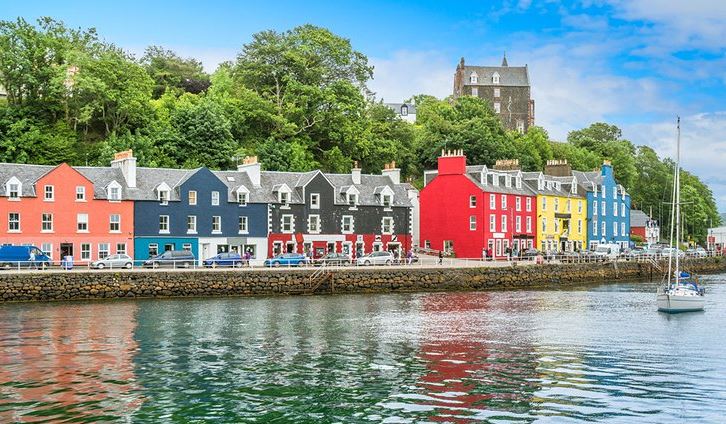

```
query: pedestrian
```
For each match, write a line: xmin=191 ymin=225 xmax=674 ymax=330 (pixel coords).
xmin=438 ymin=250 xmax=443 ymax=265
xmin=487 ymin=247 xmax=492 ymax=261
xmin=28 ymin=249 xmax=36 ymax=269
xmin=406 ymin=249 xmax=413 ymax=265
xmin=505 ymin=246 xmax=511 ymax=261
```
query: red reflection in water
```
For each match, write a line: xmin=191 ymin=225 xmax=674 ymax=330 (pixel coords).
xmin=0 ymin=302 xmax=142 ymax=421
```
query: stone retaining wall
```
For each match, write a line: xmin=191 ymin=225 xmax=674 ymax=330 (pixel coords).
xmin=1 ymin=257 xmax=724 ymax=302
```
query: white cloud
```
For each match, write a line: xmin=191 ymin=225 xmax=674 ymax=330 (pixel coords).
xmin=368 ymin=50 xmax=453 ymax=102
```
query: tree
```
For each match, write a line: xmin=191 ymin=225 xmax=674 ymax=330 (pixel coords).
xmin=567 ymin=123 xmax=637 ymax=189
xmin=141 ymin=46 xmax=210 ymax=98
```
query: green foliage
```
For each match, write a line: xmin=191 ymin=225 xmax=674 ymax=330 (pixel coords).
xmin=141 ymin=45 xmax=210 ymax=98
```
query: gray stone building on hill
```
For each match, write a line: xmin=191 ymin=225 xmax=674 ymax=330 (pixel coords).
xmin=453 ymin=55 xmax=535 ymax=133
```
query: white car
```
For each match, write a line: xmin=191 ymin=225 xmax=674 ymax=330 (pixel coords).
xmin=90 ymin=254 xmax=134 ymax=269
xmin=356 ymin=251 xmax=394 ymax=266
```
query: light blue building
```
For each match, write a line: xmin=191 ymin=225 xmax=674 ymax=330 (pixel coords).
xmin=573 ymin=161 xmax=632 ymax=250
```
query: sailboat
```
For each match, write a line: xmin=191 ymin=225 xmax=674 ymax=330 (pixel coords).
xmin=656 ymin=117 xmax=705 ymax=313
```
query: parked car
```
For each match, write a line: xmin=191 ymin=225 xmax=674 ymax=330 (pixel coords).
xmin=660 ymin=247 xmax=685 ymax=258
xmin=580 ymin=250 xmax=605 ymax=262
xmin=90 ymin=254 xmax=133 ymax=269
xmin=644 ymin=246 xmax=663 ymax=258
xmin=356 ymin=251 xmax=394 ymax=266
xmin=622 ymin=247 xmax=645 ymax=260
xmin=143 ymin=250 xmax=196 ymax=268
xmin=686 ymin=247 xmax=708 ymax=258
xmin=522 ymin=248 xmax=540 ymax=258
xmin=593 ymin=243 xmax=621 ymax=260
xmin=0 ymin=245 xmax=51 ymax=269
xmin=561 ymin=251 xmax=581 ymax=263
xmin=264 ymin=253 xmax=309 ymax=267
xmin=203 ymin=252 xmax=244 ymax=268
xmin=316 ymin=253 xmax=352 ymax=266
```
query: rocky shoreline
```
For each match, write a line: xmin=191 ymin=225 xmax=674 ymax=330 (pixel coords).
xmin=0 ymin=257 xmax=724 ymax=303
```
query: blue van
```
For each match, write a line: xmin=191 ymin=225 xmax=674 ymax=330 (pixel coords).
xmin=0 ymin=245 xmax=52 ymax=269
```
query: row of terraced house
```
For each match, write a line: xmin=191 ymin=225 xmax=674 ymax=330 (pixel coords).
xmin=0 ymin=149 xmax=631 ymax=263
xmin=0 ymin=151 xmax=417 ymax=265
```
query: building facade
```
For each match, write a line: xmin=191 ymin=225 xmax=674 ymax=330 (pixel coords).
xmin=630 ymin=210 xmax=659 ymax=245
xmin=421 ymin=153 xmax=537 ymax=259
xmin=384 ymin=102 xmax=416 ymax=123
xmin=573 ymin=162 xmax=632 ymax=250
xmin=0 ymin=163 xmax=135 ymax=263
xmin=453 ymin=55 xmax=534 ymax=132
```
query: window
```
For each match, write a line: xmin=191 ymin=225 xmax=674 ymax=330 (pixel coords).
xmin=382 ymin=217 xmax=393 ymax=234
xmin=601 ymin=201 xmax=606 ymax=215
xmin=44 ymin=185 xmax=54 ymax=201
xmin=81 ymin=243 xmax=91 ymax=261
xmin=342 ymin=216 xmax=354 ymax=234
xmin=490 ymin=215 xmax=496 ymax=231
xmin=237 ymin=192 xmax=248 ymax=206
xmin=77 ymin=214 xmax=88 ymax=232
xmin=470 ymin=195 xmax=477 ymax=208
xmin=109 ymin=214 xmax=120 ymax=232
xmin=516 ymin=197 xmax=521 ymax=211
xmin=490 ymin=194 xmax=496 ymax=209
xmin=593 ymin=184 xmax=598 ymax=197
xmin=280 ymin=192 xmax=289 ymax=206
xmin=281 ymin=215 xmax=294 ymax=233
xmin=382 ymin=194 xmax=392 ymax=208
xmin=613 ymin=186 xmax=618 ymax=198
xmin=471 ymin=87 xmax=478 ymax=96
xmin=578 ymin=219 xmax=582 ymax=234
xmin=554 ymin=219 xmax=559 ymax=233
xmin=108 ymin=186 xmax=121 ymax=201
xmin=526 ymin=197 xmax=532 ymax=212
xmin=348 ymin=193 xmax=358 ymax=206
xmin=470 ymin=72 xmax=478 ymax=83
xmin=182 ymin=243 xmax=192 ymax=251
xmin=494 ymin=88 xmax=500 ymax=98
xmin=211 ymin=191 xmax=220 ymax=206
xmin=613 ymin=202 xmax=618 ymax=216
xmin=613 ymin=222 xmax=618 ymax=236
xmin=526 ymin=216 xmax=532 ymax=233
xmin=542 ymin=217 xmax=547 ymax=233
xmin=593 ymin=221 xmax=598 ymax=236
xmin=212 ymin=216 xmax=221 ymax=233
xmin=188 ymin=190 xmax=197 ymax=205
xmin=593 ymin=201 xmax=598 ymax=215
xmin=516 ymin=120 xmax=525 ymax=134
xmin=469 ymin=216 xmax=476 ymax=231
xmin=601 ymin=185 xmax=606 ymax=198
xmin=542 ymin=197 xmax=547 ymax=211
xmin=42 ymin=213 xmax=53 ymax=232
xmin=501 ymin=195 xmax=507 ymax=209
xmin=8 ymin=213 xmax=20 ymax=231
xmin=554 ymin=198 xmax=559 ymax=211
xmin=601 ymin=221 xmax=607 ymax=236
xmin=494 ymin=102 xmax=501 ymax=113
xmin=516 ymin=216 xmax=522 ymax=232
xmin=158 ymin=190 xmax=169 ymax=205
xmin=578 ymin=201 xmax=583 ymax=213
xmin=501 ymin=215 xmax=507 ymax=232
xmin=187 ymin=215 xmax=197 ymax=233
xmin=566 ymin=199 xmax=571 ymax=212
xmin=621 ymin=203 xmax=626 ymax=217
xmin=98 ymin=243 xmax=110 ymax=259
xmin=492 ymin=72 xmax=500 ymax=84
xmin=239 ymin=216 xmax=248 ymax=234
xmin=41 ymin=243 xmax=52 ymax=259
xmin=116 ymin=243 xmax=127 ymax=255
xmin=400 ymin=105 xmax=408 ymax=116
xmin=621 ymin=222 xmax=626 ymax=236
xmin=308 ymin=215 xmax=320 ymax=233
xmin=148 ymin=244 xmax=159 ymax=257
xmin=8 ymin=182 xmax=20 ymax=199
xmin=76 ymin=186 xmax=86 ymax=201
xmin=310 ymin=193 xmax=320 ymax=209
xmin=159 ymin=215 xmax=169 ymax=233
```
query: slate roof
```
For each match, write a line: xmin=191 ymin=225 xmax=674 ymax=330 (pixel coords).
xmin=571 ymin=170 xmax=603 ymax=190
xmin=384 ymin=102 xmax=417 ymax=115
xmin=75 ymin=166 xmax=128 ymax=200
xmin=630 ymin=210 xmax=650 ymax=227
xmin=521 ymin=172 xmax=584 ymax=199
xmin=0 ymin=163 xmax=55 ymax=197
xmin=463 ymin=66 xmax=529 ymax=86
xmin=424 ymin=166 xmax=535 ymax=196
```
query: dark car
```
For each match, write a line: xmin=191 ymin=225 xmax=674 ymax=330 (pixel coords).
xmin=203 ymin=252 xmax=244 ymax=268
xmin=316 ymin=253 xmax=352 ymax=266
xmin=143 ymin=250 xmax=196 ymax=268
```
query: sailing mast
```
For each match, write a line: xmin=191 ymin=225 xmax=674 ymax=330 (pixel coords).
xmin=667 ymin=119 xmax=678 ymax=286
xmin=674 ymin=117 xmax=681 ymax=287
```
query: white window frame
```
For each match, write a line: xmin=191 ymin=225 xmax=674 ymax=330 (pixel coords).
xmin=188 ymin=190 xmax=197 ymax=206
xmin=44 ymin=185 xmax=54 ymax=201
xmin=159 ymin=215 xmax=169 ymax=234
xmin=98 ymin=243 xmax=110 ymax=260
xmin=593 ymin=220 xmax=598 ymax=236
xmin=601 ymin=201 xmax=606 ymax=215
xmin=578 ymin=219 xmax=582 ymax=234
xmin=542 ymin=217 xmax=547 ymax=233
xmin=8 ymin=213 xmax=20 ymax=232
xmin=516 ymin=197 xmax=521 ymax=211
xmin=492 ymin=72 xmax=500 ymax=84
xmin=77 ymin=213 xmax=89 ymax=233
xmin=621 ymin=203 xmax=626 ymax=217
xmin=187 ymin=215 xmax=197 ymax=234
xmin=342 ymin=215 xmax=354 ymax=234
xmin=542 ymin=197 xmax=547 ymax=211
xmin=41 ymin=243 xmax=53 ymax=259
xmin=501 ymin=215 xmax=507 ymax=232
xmin=490 ymin=194 xmax=496 ymax=209
xmin=613 ymin=221 xmax=618 ymax=236
xmin=470 ymin=195 xmax=477 ymax=208
xmin=109 ymin=214 xmax=121 ymax=233
xmin=308 ymin=214 xmax=321 ymax=234
xmin=601 ymin=221 xmax=607 ymax=236
xmin=310 ymin=193 xmax=320 ymax=209
xmin=381 ymin=217 xmax=394 ymax=235
xmin=526 ymin=216 xmax=532 ymax=233
xmin=81 ymin=243 xmax=91 ymax=261
xmin=494 ymin=102 xmax=501 ymax=113
xmin=494 ymin=87 xmax=500 ymax=97
xmin=471 ymin=86 xmax=478 ymax=96
xmin=281 ymin=214 xmax=294 ymax=234
xmin=578 ymin=200 xmax=583 ymax=213
xmin=382 ymin=194 xmax=392 ymax=208
xmin=516 ymin=216 xmax=522 ymax=233
xmin=621 ymin=222 xmax=626 ymax=236
xmin=116 ymin=243 xmax=127 ymax=255
xmin=526 ymin=197 xmax=532 ymax=212
xmin=501 ymin=195 xmax=507 ymax=210
xmin=469 ymin=216 xmax=476 ymax=231
xmin=211 ymin=191 xmax=220 ymax=206
xmin=238 ymin=216 xmax=249 ymax=234
xmin=489 ymin=215 xmax=496 ymax=232
xmin=41 ymin=213 xmax=53 ymax=232
xmin=6 ymin=177 xmax=21 ymax=200
xmin=212 ymin=216 xmax=222 ymax=233
xmin=76 ymin=186 xmax=86 ymax=201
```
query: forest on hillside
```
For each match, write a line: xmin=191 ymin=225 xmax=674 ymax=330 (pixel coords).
xmin=0 ymin=17 xmax=720 ymax=242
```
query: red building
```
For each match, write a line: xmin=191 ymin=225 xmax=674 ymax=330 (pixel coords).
xmin=0 ymin=162 xmax=135 ymax=263
xmin=420 ymin=152 xmax=537 ymax=259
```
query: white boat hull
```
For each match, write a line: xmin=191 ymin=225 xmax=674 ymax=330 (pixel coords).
xmin=657 ymin=292 xmax=705 ymax=313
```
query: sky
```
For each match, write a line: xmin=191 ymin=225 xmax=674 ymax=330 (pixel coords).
xmin=3 ymin=0 xmax=726 ymax=213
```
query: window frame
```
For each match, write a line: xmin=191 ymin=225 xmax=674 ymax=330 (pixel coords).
xmin=77 ymin=213 xmax=89 ymax=233
xmin=41 ymin=213 xmax=53 ymax=232
xmin=159 ymin=215 xmax=170 ymax=233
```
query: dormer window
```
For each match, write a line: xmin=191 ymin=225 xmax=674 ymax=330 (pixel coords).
xmin=516 ymin=177 xmax=522 ymax=189
xmin=280 ymin=191 xmax=289 ymax=206
xmin=505 ymin=175 xmax=511 ymax=188
xmin=481 ymin=172 xmax=488 ymax=186
xmin=158 ymin=190 xmax=169 ymax=205
xmin=400 ymin=105 xmax=408 ymax=116
xmin=492 ymin=72 xmax=500 ymax=84
xmin=237 ymin=192 xmax=248 ymax=206
xmin=348 ymin=193 xmax=358 ymax=206
xmin=5 ymin=177 xmax=21 ymax=200
xmin=382 ymin=194 xmax=392 ymax=208
xmin=538 ymin=177 xmax=544 ymax=191
xmin=555 ymin=182 xmax=561 ymax=191
xmin=492 ymin=173 xmax=499 ymax=187
xmin=107 ymin=181 xmax=122 ymax=201
xmin=470 ymin=72 xmax=478 ymax=84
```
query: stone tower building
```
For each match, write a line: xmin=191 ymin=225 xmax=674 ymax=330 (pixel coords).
xmin=453 ymin=54 xmax=535 ymax=133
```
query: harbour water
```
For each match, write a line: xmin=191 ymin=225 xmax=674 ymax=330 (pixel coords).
xmin=1 ymin=275 xmax=725 ymax=423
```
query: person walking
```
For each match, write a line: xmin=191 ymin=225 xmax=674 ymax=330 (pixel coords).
xmin=406 ymin=249 xmax=413 ymax=265
xmin=28 ymin=249 xmax=36 ymax=269
xmin=438 ymin=250 xmax=443 ymax=265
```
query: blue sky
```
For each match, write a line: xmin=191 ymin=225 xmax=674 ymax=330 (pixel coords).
xmin=3 ymin=0 xmax=726 ymax=212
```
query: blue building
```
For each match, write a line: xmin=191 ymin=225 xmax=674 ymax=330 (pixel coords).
xmin=116 ymin=158 xmax=268 ymax=263
xmin=573 ymin=161 xmax=632 ymax=250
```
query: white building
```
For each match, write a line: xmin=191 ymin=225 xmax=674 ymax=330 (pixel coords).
xmin=384 ymin=102 xmax=416 ymax=123
xmin=707 ymin=226 xmax=726 ymax=251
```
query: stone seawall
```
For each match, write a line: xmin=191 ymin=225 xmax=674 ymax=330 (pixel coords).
xmin=1 ymin=257 xmax=724 ymax=303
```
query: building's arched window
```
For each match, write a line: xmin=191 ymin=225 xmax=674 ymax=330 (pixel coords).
xmin=400 ymin=105 xmax=408 ymax=116
xmin=492 ymin=72 xmax=500 ymax=84
xmin=469 ymin=72 xmax=478 ymax=84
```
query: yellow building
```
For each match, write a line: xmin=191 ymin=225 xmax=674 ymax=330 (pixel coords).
xmin=523 ymin=172 xmax=588 ymax=253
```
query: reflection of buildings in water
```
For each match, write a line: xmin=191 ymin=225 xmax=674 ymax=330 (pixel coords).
xmin=414 ymin=292 xmax=541 ymax=422
xmin=0 ymin=302 xmax=141 ymax=422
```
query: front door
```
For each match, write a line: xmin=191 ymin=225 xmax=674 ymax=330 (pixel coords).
xmin=60 ymin=243 xmax=73 ymax=259
xmin=202 ymin=243 xmax=211 ymax=260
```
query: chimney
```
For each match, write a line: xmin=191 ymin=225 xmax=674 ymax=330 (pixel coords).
xmin=437 ymin=149 xmax=467 ymax=176
xmin=601 ymin=159 xmax=613 ymax=178
xmin=111 ymin=149 xmax=137 ymax=188
xmin=382 ymin=161 xmax=400 ymax=184
xmin=352 ymin=161 xmax=362 ymax=185
xmin=493 ymin=159 xmax=520 ymax=171
xmin=544 ymin=159 xmax=572 ymax=177
xmin=237 ymin=156 xmax=261 ymax=187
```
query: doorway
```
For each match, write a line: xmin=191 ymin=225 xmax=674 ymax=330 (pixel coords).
xmin=60 ymin=243 xmax=73 ymax=259
xmin=286 ymin=241 xmax=295 ymax=253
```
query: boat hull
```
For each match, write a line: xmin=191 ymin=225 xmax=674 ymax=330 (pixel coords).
xmin=657 ymin=293 xmax=705 ymax=313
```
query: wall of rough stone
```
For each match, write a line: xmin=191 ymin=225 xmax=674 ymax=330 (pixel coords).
xmin=0 ymin=257 xmax=724 ymax=303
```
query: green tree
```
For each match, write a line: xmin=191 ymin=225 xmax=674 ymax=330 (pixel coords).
xmin=141 ymin=46 xmax=210 ymax=98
